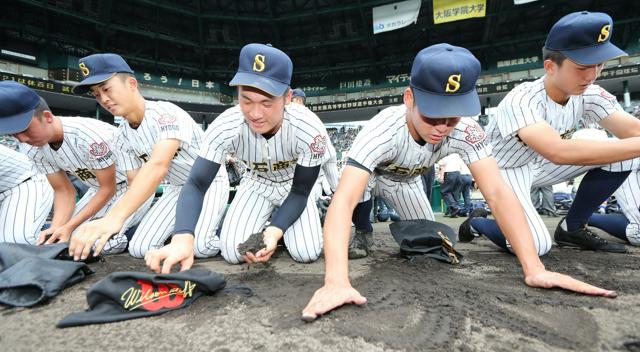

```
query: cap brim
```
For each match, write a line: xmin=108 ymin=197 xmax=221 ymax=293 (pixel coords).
xmin=412 ymin=88 xmax=480 ymax=118
xmin=229 ymin=72 xmax=288 ymax=97
xmin=561 ymin=42 xmax=628 ymax=65
xmin=0 ymin=110 xmax=33 ymax=134
xmin=72 ymin=73 xmax=117 ymax=95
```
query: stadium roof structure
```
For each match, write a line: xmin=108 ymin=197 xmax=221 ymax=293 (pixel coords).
xmin=2 ymin=0 xmax=639 ymax=91
xmin=2 ymin=0 xmax=640 ymax=124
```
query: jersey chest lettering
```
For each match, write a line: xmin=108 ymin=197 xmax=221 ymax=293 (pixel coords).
xmin=74 ymin=168 xmax=96 ymax=181
xmin=241 ymin=158 xmax=297 ymax=173
xmin=560 ymin=128 xmax=576 ymax=140
xmin=376 ymin=162 xmax=429 ymax=177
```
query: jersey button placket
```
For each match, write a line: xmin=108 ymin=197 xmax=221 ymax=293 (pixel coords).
xmin=263 ymin=138 xmax=271 ymax=171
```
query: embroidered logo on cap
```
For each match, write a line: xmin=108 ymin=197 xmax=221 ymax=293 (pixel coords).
xmin=445 ymin=74 xmax=461 ymax=93
xmin=253 ymin=54 xmax=266 ymax=72
xmin=597 ymin=24 xmax=610 ymax=42
xmin=79 ymin=62 xmax=90 ymax=77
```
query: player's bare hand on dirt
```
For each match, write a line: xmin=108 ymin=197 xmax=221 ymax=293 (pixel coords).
xmin=39 ymin=224 xmax=73 ymax=245
xmin=301 ymin=283 xmax=368 ymax=321
xmin=145 ymin=233 xmax=195 ymax=274
xmin=525 ymin=270 xmax=617 ymax=298
xmin=243 ymin=227 xmax=282 ymax=264
xmin=69 ymin=217 xmax=122 ymax=261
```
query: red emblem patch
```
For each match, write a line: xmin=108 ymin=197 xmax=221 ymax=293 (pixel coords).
xmin=310 ymin=135 xmax=327 ymax=154
xmin=158 ymin=114 xmax=177 ymax=125
xmin=463 ymin=125 xmax=485 ymax=145
xmin=89 ymin=142 xmax=109 ymax=157
xmin=599 ymin=87 xmax=617 ymax=102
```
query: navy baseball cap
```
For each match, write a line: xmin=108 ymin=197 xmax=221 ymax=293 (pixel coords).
xmin=229 ymin=43 xmax=293 ymax=97
xmin=292 ymin=88 xmax=306 ymax=98
xmin=0 ymin=81 xmax=40 ymax=134
xmin=545 ymin=11 xmax=627 ymax=65
xmin=73 ymin=53 xmax=134 ymax=95
xmin=410 ymin=43 xmax=481 ymax=118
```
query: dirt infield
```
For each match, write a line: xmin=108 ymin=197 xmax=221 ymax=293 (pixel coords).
xmin=2 ymin=214 xmax=639 ymax=352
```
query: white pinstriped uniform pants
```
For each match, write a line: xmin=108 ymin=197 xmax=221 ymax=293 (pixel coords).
xmin=220 ymin=176 xmax=323 ymax=264
xmin=0 ymin=174 xmax=53 ymax=245
xmin=500 ymin=157 xmax=639 ymax=256
xmin=127 ymin=173 xmax=229 ymax=258
xmin=612 ymin=169 xmax=640 ymax=245
xmin=361 ymin=174 xmax=434 ymax=221
xmin=72 ymin=182 xmax=153 ymax=254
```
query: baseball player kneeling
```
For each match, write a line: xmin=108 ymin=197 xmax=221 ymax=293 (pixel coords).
xmin=464 ymin=11 xmax=640 ymax=255
xmin=146 ymin=43 xmax=329 ymax=272
xmin=571 ymin=128 xmax=640 ymax=246
xmin=302 ymin=43 xmax=617 ymax=321
xmin=68 ymin=53 xmax=228 ymax=261
xmin=0 ymin=81 xmax=147 ymax=253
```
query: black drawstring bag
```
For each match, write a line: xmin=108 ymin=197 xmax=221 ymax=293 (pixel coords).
xmin=389 ymin=220 xmax=464 ymax=264
xmin=0 ymin=242 xmax=93 ymax=307
xmin=58 ymin=268 xmax=230 ymax=328
xmin=0 ymin=257 xmax=90 ymax=307
xmin=0 ymin=242 xmax=69 ymax=272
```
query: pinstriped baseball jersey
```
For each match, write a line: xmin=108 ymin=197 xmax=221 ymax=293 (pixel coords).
xmin=115 ymin=100 xmax=204 ymax=185
xmin=200 ymin=102 xmax=328 ymax=183
xmin=0 ymin=144 xmax=35 ymax=192
xmin=113 ymin=101 xmax=227 ymax=258
xmin=487 ymin=78 xmax=623 ymax=169
xmin=348 ymin=105 xmax=492 ymax=182
xmin=21 ymin=116 xmax=130 ymax=188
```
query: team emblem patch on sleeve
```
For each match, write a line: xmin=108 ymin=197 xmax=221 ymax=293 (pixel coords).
xmin=158 ymin=114 xmax=177 ymax=125
xmin=89 ymin=142 xmax=110 ymax=157
xmin=599 ymin=87 xmax=618 ymax=104
xmin=310 ymin=135 xmax=327 ymax=154
xmin=463 ymin=124 xmax=485 ymax=145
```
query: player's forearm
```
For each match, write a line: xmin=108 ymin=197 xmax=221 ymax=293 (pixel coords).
xmin=126 ymin=168 xmax=140 ymax=185
xmin=106 ymin=162 xmax=167 ymax=223
xmin=50 ymin=189 xmax=77 ymax=228
xmin=173 ymin=157 xmax=221 ymax=236
xmin=64 ymin=185 xmax=115 ymax=231
xmin=550 ymin=138 xmax=640 ymax=165
xmin=322 ymin=196 xmax=354 ymax=286
xmin=484 ymin=184 xmax=546 ymax=276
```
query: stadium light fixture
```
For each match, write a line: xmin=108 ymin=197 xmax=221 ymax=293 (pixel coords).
xmin=1 ymin=49 xmax=36 ymax=62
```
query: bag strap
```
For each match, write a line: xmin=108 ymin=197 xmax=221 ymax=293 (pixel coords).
xmin=436 ymin=230 xmax=460 ymax=264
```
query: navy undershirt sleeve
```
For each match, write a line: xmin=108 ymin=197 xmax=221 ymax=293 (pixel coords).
xmin=346 ymin=157 xmax=372 ymax=173
xmin=270 ymin=164 xmax=321 ymax=231
xmin=172 ymin=157 xmax=221 ymax=236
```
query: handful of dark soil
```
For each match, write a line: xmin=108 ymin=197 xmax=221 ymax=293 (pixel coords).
xmin=237 ymin=232 xmax=267 ymax=255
